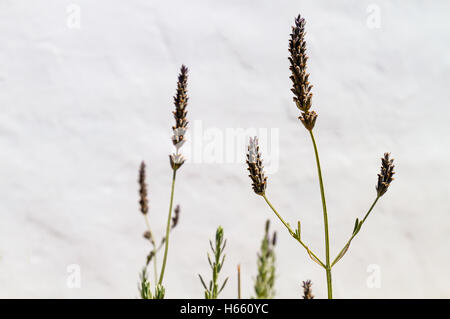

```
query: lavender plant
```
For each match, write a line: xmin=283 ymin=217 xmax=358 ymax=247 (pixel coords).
xmin=254 ymin=220 xmax=277 ymax=299
xmin=137 ymin=65 xmax=189 ymax=299
xmin=138 ymin=161 xmax=164 ymax=299
xmin=199 ymin=226 xmax=229 ymax=299
xmin=245 ymin=15 xmax=395 ymax=299
xmin=160 ymin=65 xmax=189 ymax=284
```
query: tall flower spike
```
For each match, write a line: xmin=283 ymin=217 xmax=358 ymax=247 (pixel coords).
xmin=289 ymin=15 xmax=317 ymax=131
xmin=376 ymin=153 xmax=395 ymax=197
xmin=169 ymin=65 xmax=189 ymax=170
xmin=172 ymin=65 xmax=189 ymax=148
xmin=138 ymin=161 xmax=149 ymax=215
xmin=246 ymin=137 xmax=267 ymax=196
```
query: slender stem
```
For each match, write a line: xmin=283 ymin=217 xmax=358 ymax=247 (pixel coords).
xmin=153 ymin=252 xmax=158 ymax=284
xmin=361 ymin=196 xmax=380 ymax=224
xmin=308 ymin=130 xmax=332 ymax=299
xmin=325 ymin=267 xmax=332 ymax=299
xmin=262 ymin=194 xmax=294 ymax=234
xmin=237 ymin=264 xmax=241 ymax=299
xmin=144 ymin=215 xmax=158 ymax=283
xmin=262 ymin=194 xmax=325 ymax=268
xmin=158 ymin=169 xmax=177 ymax=285
xmin=331 ymin=196 xmax=380 ymax=267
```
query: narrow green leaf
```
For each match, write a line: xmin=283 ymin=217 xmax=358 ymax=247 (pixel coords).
xmin=219 ymin=277 xmax=229 ymax=294
xmin=352 ymin=218 xmax=359 ymax=234
xmin=198 ymin=274 xmax=208 ymax=290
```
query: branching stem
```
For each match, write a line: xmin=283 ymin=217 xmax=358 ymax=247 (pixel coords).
xmin=262 ymin=194 xmax=325 ymax=269
xmin=331 ymin=196 xmax=380 ymax=267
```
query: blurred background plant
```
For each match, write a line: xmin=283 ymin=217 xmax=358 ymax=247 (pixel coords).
xmin=253 ymin=220 xmax=277 ymax=299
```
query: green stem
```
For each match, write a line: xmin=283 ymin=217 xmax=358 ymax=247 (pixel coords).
xmin=262 ymin=194 xmax=325 ymax=268
xmin=309 ymin=130 xmax=332 ymax=299
xmin=153 ymin=253 xmax=158 ymax=284
xmin=144 ymin=215 xmax=158 ymax=283
xmin=331 ymin=196 xmax=380 ymax=267
xmin=361 ymin=196 xmax=380 ymax=224
xmin=158 ymin=169 xmax=177 ymax=285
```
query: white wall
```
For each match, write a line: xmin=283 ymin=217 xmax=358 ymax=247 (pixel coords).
xmin=0 ymin=0 xmax=449 ymax=298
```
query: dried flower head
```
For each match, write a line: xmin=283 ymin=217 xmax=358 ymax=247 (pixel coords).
xmin=376 ymin=153 xmax=395 ymax=197
xmin=300 ymin=110 xmax=317 ymax=131
xmin=302 ymin=280 xmax=314 ymax=299
xmin=171 ymin=205 xmax=180 ymax=229
xmin=169 ymin=153 xmax=185 ymax=170
xmin=289 ymin=15 xmax=317 ymax=131
xmin=143 ymin=230 xmax=152 ymax=240
xmin=172 ymin=65 xmax=189 ymax=148
xmin=145 ymin=250 xmax=155 ymax=265
xmin=246 ymin=137 xmax=267 ymax=196
xmin=138 ymin=161 xmax=149 ymax=215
